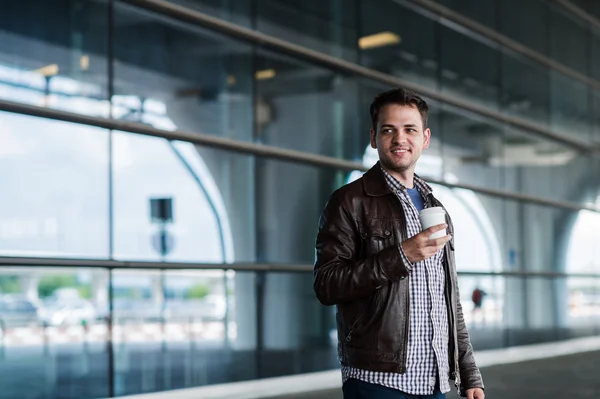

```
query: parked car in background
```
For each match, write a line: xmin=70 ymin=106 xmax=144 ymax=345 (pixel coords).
xmin=0 ymin=295 xmax=41 ymax=327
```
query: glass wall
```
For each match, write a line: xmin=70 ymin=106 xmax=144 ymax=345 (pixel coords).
xmin=1 ymin=0 xmax=600 ymax=398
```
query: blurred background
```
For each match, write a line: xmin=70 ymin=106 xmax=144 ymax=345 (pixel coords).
xmin=0 ymin=0 xmax=599 ymax=398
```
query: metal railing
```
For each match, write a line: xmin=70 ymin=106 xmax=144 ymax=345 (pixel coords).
xmin=1 ymin=256 xmax=600 ymax=278
xmin=119 ymin=0 xmax=597 ymax=153
xmin=1 ymin=98 xmax=600 ymax=215
xmin=400 ymin=0 xmax=600 ymax=90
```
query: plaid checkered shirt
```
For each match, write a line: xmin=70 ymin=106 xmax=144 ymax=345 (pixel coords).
xmin=341 ymin=166 xmax=451 ymax=395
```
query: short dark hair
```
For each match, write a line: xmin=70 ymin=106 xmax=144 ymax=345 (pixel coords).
xmin=369 ymin=88 xmax=429 ymax=131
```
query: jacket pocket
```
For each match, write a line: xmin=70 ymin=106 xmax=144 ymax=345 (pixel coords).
xmin=360 ymin=218 xmax=396 ymax=255
xmin=344 ymin=286 xmax=387 ymax=346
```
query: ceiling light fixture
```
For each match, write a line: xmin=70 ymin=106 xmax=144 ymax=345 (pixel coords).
xmin=359 ymin=32 xmax=401 ymax=49
xmin=80 ymin=55 xmax=90 ymax=71
xmin=255 ymin=69 xmax=276 ymax=80
xmin=34 ymin=64 xmax=59 ymax=77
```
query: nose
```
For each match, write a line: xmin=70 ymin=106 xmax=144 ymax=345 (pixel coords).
xmin=392 ymin=130 xmax=407 ymax=144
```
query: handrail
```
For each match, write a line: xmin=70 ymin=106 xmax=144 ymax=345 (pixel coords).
xmin=1 ymin=256 xmax=600 ymax=279
xmin=119 ymin=0 xmax=596 ymax=153
xmin=402 ymin=0 xmax=600 ymax=91
xmin=2 ymin=98 xmax=600 ymax=214
xmin=554 ymin=0 xmax=600 ymax=32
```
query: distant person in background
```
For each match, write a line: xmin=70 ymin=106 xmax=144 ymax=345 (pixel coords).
xmin=471 ymin=286 xmax=487 ymax=326
xmin=314 ymin=88 xmax=484 ymax=399
xmin=472 ymin=287 xmax=487 ymax=311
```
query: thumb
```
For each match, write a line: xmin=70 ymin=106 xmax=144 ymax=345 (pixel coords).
xmin=466 ymin=390 xmax=475 ymax=399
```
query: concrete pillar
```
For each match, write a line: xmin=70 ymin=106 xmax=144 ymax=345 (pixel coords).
xmin=150 ymin=274 xmax=164 ymax=306
xmin=91 ymin=272 xmax=109 ymax=310
xmin=19 ymin=273 xmax=39 ymax=302
xmin=232 ymin=272 xmax=257 ymax=350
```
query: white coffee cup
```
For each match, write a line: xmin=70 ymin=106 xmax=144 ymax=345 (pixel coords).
xmin=419 ymin=207 xmax=447 ymax=239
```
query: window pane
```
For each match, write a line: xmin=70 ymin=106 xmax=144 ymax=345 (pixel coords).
xmin=256 ymin=160 xmax=343 ymax=264
xmin=436 ymin=0 xmax=498 ymax=29
xmin=503 ymin=201 xmax=563 ymax=344
xmin=439 ymin=27 xmax=500 ymax=108
xmin=261 ymin=272 xmax=336 ymax=377
xmin=438 ymin=107 xmax=504 ymax=191
xmin=111 ymin=268 xmax=256 ymax=395
xmin=500 ymin=0 xmax=549 ymax=56
xmin=0 ymin=266 xmax=110 ymax=399
xmin=113 ymin=3 xmax=253 ymax=142
xmin=0 ymin=112 xmax=109 ymax=258
xmin=257 ymin=0 xmax=358 ymax=61
xmin=457 ymin=274 xmax=505 ymax=349
xmin=113 ymin=137 xmax=254 ymax=264
xmin=0 ymin=0 xmax=109 ymax=116
xmin=169 ymin=0 xmax=252 ymax=27
xmin=501 ymin=53 xmax=549 ymax=126
xmin=549 ymin=4 xmax=590 ymax=75
xmin=255 ymin=49 xmax=361 ymax=160
xmin=594 ymin=90 xmax=600 ymax=144
xmin=593 ymin=27 xmax=600 ymax=82
xmin=360 ymin=1 xmax=437 ymax=90
xmin=550 ymin=71 xmax=591 ymax=144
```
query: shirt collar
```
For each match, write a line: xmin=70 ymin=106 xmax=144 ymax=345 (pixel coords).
xmin=380 ymin=164 xmax=433 ymax=197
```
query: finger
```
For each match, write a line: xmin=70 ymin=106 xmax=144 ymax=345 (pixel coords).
xmin=423 ymin=223 xmax=447 ymax=235
xmin=476 ymin=391 xmax=485 ymax=399
xmin=466 ymin=391 xmax=475 ymax=399
xmin=426 ymin=234 xmax=452 ymax=247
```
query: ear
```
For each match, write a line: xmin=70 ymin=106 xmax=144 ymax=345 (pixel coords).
xmin=370 ymin=128 xmax=377 ymax=149
xmin=423 ymin=128 xmax=431 ymax=149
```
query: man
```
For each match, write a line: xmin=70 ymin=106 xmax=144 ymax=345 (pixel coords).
xmin=313 ymin=88 xmax=484 ymax=399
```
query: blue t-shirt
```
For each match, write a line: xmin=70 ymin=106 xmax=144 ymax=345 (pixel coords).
xmin=407 ymin=187 xmax=425 ymax=211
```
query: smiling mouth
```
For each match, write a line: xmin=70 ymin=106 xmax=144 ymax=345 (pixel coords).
xmin=391 ymin=149 xmax=410 ymax=154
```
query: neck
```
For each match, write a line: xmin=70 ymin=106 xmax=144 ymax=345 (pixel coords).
xmin=382 ymin=164 xmax=415 ymax=188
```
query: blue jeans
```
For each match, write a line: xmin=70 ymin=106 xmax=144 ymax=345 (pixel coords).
xmin=342 ymin=378 xmax=446 ymax=399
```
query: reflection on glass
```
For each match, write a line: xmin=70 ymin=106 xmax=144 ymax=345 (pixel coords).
xmin=436 ymin=0 xmax=497 ymax=28
xmin=0 ymin=0 xmax=109 ymax=115
xmin=549 ymin=4 xmax=589 ymax=75
xmin=113 ymin=2 xmax=253 ymax=141
xmin=257 ymin=0 xmax=358 ymax=61
xmin=501 ymin=54 xmax=549 ymax=125
xmin=439 ymin=27 xmax=500 ymax=108
xmin=255 ymin=49 xmax=361 ymax=159
xmin=0 ymin=112 xmax=109 ymax=258
xmin=457 ymin=275 xmax=504 ymax=329
xmin=500 ymin=0 xmax=549 ymax=56
xmin=360 ymin=1 xmax=437 ymax=89
xmin=170 ymin=0 xmax=252 ymax=27
xmin=0 ymin=267 xmax=109 ymax=399
xmin=110 ymin=269 xmax=258 ymax=395
xmin=566 ymin=277 xmax=600 ymax=325
xmin=112 ymin=133 xmax=233 ymax=263
xmin=592 ymin=90 xmax=600 ymax=144
xmin=550 ymin=72 xmax=591 ymax=143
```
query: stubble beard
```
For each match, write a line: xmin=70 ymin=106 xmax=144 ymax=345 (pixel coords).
xmin=380 ymin=155 xmax=415 ymax=174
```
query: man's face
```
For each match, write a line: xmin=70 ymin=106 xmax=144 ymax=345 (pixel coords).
xmin=370 ymin=104 xmax=430 ymax=174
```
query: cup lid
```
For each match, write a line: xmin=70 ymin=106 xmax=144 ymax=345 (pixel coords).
xmin=419 ymin=206 xmax=446 ymax=217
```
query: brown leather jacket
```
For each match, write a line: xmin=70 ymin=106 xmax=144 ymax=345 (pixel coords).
xmin=314 ymin=163 xmax=484 ymax=397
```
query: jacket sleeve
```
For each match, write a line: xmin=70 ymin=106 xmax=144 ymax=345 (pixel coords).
xmin=313 ymin=191 xmax=411 ymax=306
xmin=455 ymin=285 xmax=485 ymax=396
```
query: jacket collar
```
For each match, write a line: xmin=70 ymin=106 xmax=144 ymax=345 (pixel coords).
xmin=362 ymin=162 xmax=433 ymax=198
xmin=362 ymin=162 xmax=392 ymax=197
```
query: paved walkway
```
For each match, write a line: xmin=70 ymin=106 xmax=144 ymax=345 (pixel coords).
xmin=271 ymin=350 xmax=600 ymax=399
